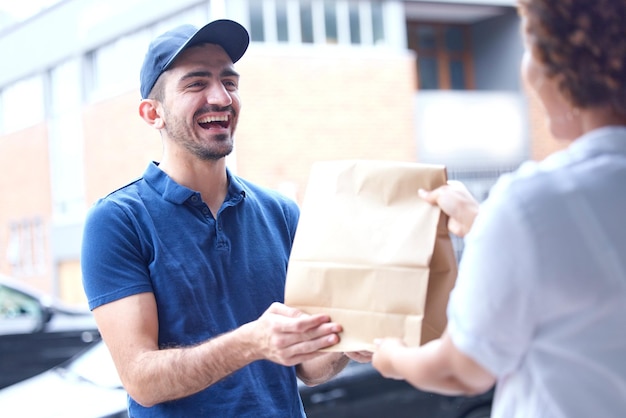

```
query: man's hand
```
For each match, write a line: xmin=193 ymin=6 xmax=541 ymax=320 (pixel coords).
xmin=250 ymin=302 xmax=342 ymax=366
xmin=419 ymin=180 xmax=479 ymax=237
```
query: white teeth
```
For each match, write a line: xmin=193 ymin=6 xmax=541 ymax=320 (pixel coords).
xmin=198 ymin=115 xmax=229 ymax=124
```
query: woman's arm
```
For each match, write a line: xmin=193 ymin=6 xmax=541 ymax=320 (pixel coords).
xmin=372 ymin=331 xmax=495 ymax=396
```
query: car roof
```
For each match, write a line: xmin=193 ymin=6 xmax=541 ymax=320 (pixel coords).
xmin=0 ymin=274 xmax=48 ymax=300
xmin=0 ymin=274 xmax=90 ymax=314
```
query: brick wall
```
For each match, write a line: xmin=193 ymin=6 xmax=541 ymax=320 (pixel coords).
xmin=234 ymin=48 xmax=418 ymax=203
xmin=0 ymin=124 xmax=53 ymax=291
xmin=82 ymin=94 xmax=162 ymax=206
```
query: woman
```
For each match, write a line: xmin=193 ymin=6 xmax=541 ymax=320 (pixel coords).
xmin=372 ymin=1 xmax=626 ymax=417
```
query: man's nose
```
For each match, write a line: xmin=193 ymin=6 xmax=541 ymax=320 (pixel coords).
xmin=206 ymin=83 xmax=232 ymax=106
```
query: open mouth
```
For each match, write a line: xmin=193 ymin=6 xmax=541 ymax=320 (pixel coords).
xmin=198 ymin=115 xmax=230 ymax=130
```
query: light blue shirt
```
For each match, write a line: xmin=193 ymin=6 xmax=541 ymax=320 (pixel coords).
xmin=447 ymin=127 xmax=626 ymax=418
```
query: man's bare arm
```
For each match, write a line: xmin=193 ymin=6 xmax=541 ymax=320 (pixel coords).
xmin=95 ymin=295 xmax=341 ymax=407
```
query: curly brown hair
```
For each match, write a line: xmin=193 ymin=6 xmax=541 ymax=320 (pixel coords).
xmin=518 ymin=0 xmax=626 ymax=114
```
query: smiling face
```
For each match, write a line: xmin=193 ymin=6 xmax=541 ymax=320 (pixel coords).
xmin=157 ymin=43 xmax=241 ymax=161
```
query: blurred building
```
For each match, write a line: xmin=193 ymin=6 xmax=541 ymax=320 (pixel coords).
xmin=0 ymin=0 xmax=561 ymax=304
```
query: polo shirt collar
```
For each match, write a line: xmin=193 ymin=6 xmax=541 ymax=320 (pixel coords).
xmin=143 ymin=161 xmax=246 ymax=205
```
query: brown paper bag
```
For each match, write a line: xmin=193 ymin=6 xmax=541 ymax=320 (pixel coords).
xmin=284 ymin=160 xmax=457 ymax=352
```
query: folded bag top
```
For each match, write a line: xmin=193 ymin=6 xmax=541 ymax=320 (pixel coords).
xmin=285 ymin=160 xmax=457 ymax=352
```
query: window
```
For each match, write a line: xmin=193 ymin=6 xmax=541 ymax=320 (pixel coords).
xmin=84 ymin=5 xmax=208 ymax=102
xmin=243 ymin=0 xmax=385 ymax=46
xmin=323 ymin=0 xmax=338 ymax=43
xmin=0 ymin=75 xmax=45 ymax=134
xmin=6 ymin=218 xmax=46 ymax=277
xmin=408 ymin=22 xmax=474 ymax=90
xmin=85 ymin=29 xmax=152 ymax=102
xmin=348 ymin=2 xmax=361 ymax=44
xmin=150 ymin=5 xmax=209 ymax=40
xmin=276 ymin=0 xmax=289 ymax=42
xmin=299 ymin=0 xmax=314 ymax=43
xmin=49 ymin=59 xmax=86 ymax=220
xmin=249 ymin=0 xmax=265 ymax=42
xmin=371 ymin=1 xmax=384 ymax=45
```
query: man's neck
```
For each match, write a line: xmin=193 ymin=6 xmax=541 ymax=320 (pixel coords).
xmin=159 ymin=156 xmax=229 ymax=217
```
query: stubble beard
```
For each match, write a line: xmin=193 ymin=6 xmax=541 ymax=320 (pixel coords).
xmin=186 ymin=133 xmax=234 ymax=161
xmin=164 ymin=110 xmax=234 ymax=161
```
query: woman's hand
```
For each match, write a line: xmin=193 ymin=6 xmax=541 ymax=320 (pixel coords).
xmin=419 ymin=180 xmax=479 ymax=237
xmin=371 ymin=338 xmax=406 ymax=380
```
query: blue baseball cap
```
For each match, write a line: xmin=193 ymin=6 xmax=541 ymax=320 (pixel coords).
xmin=140 ymin=19 xmax=250 ymax=99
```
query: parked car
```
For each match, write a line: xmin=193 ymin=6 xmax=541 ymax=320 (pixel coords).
xmin=0 ymin=336 xmax=493 ymax=418
xmin=0 ymin=341 xmax=128 ymax=418
xmin=0 ymin=275 xmax=101 ymax=388
xmin=300 ymin=360 xmax=494 ymax=418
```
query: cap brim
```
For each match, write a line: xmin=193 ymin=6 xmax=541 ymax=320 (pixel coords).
xmin=164 ymin=19 xmax=250 ymax=71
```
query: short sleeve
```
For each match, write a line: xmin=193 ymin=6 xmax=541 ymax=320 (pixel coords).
xmin=81 ymin=199 xmax=154 ymax=310
xmin=446 ymin=176 xmax=539 ymax=377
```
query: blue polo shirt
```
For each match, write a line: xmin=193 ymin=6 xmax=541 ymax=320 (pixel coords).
xmin=81 ymin=162 xmax=304 ymax=417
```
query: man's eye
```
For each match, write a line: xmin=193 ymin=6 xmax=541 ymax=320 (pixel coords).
xmin=224 ymin=80 xmax=238 ymax=89
xmin=188 ymin=81 xmax=206 ymax=88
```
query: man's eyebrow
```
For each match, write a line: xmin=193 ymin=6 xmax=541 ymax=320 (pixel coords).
xmin=221 ymin=68 xmax=240 ymax=78
xmin=179 ymin=69 xmax=240 ymax=82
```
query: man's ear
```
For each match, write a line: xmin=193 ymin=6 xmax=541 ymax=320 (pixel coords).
xmin=139 ymin=99 xmax=165 ymax=129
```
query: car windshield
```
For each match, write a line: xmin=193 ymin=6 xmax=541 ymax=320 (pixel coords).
xmin=60 ymin=342 xmax=123 ymax=389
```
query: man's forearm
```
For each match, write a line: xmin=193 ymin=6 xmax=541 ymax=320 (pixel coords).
xmin=296 ymin=352 xmax=350 ymax=386
xmin=124 ymin=323 xmax=258 ymax=407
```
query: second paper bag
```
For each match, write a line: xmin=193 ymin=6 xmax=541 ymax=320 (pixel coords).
xmin=284 ymin=160 xmax=457 ymax=352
